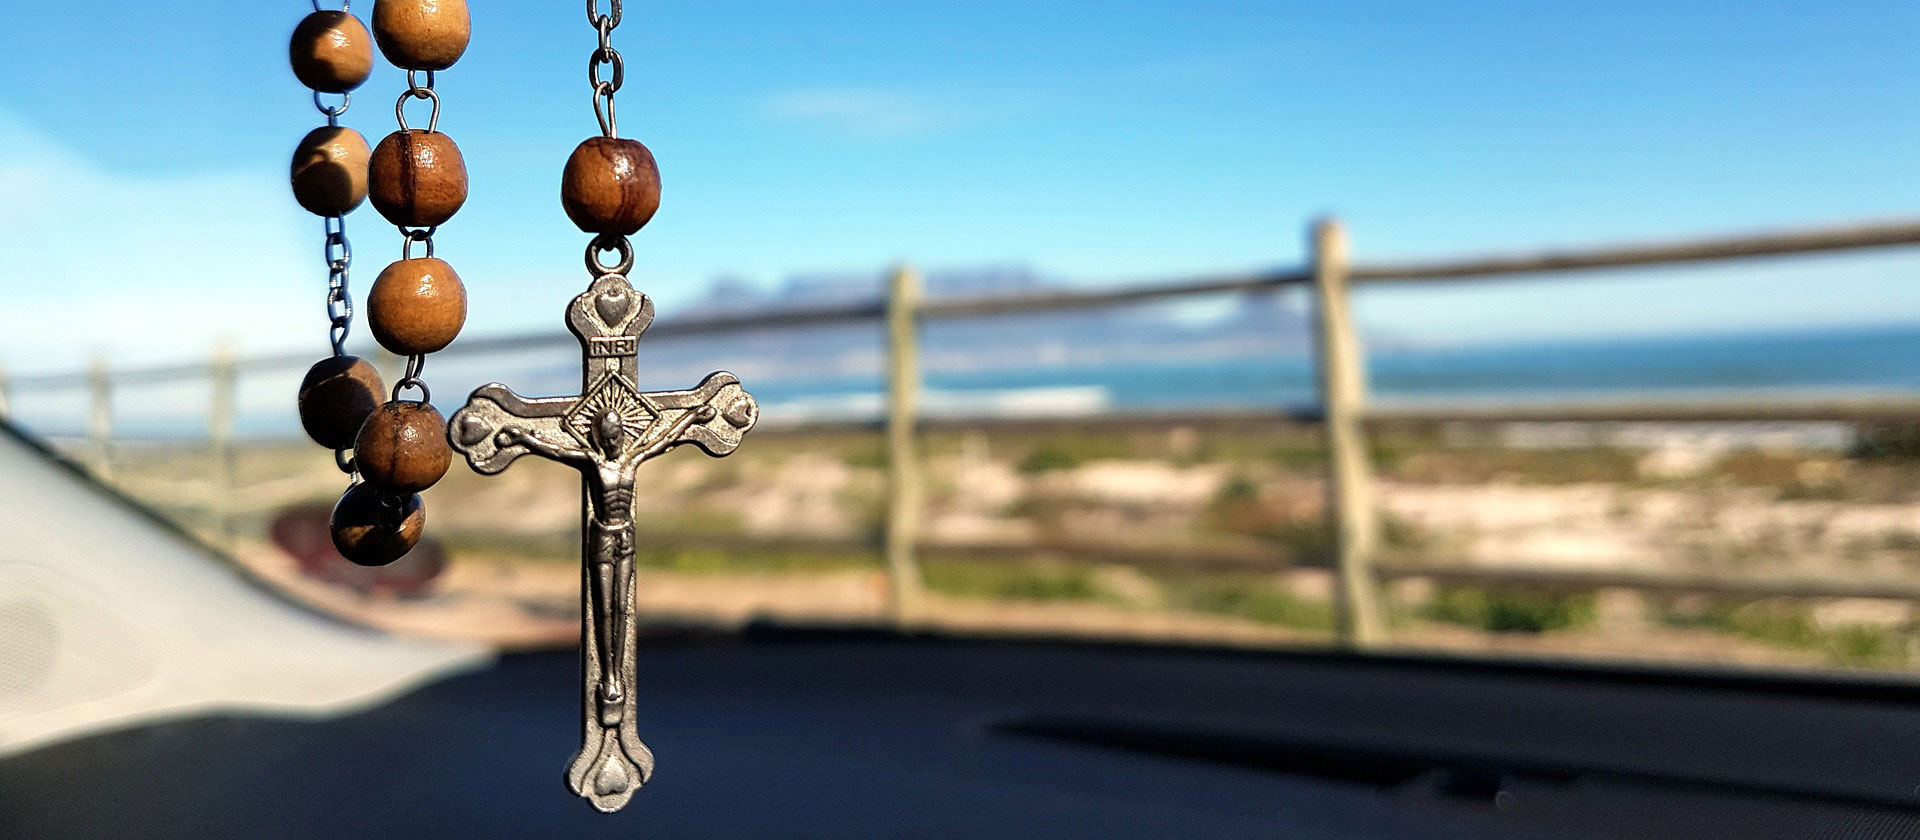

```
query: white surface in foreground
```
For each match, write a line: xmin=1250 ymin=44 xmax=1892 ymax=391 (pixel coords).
xmin=0 ymin=428 xmax=490 ymax=758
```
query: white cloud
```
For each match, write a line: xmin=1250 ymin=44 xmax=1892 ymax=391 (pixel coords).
xmin=0 ymin=110 xmax=319 ymax=377
xmin=759 ymin=88 xmax=952 ymax=139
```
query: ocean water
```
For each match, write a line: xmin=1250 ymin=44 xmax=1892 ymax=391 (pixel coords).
xmin=749 ymin=322 xmax=1920 ymax=422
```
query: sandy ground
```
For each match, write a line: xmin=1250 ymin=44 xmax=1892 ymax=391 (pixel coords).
xmin=228 ymin=537 xmax=1855 ymax=673
xmin=233 ymin=539 xmax=1318 ymax=650
xmin=85 ymin=431 xmax=1920 ymax=672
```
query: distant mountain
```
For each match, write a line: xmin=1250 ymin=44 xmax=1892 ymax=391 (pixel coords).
xmin=657 ymin=266 xmax=1315 ymax=382
xmin=677 ymin=266 xmax=1053 ymax=314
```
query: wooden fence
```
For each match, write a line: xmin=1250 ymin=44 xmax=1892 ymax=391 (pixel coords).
xmin=8 ymin=217 xmax=1920 ymax=647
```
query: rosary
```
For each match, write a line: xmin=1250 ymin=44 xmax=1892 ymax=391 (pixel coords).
xmin=289 ymin=0 xmax=759 ymax=812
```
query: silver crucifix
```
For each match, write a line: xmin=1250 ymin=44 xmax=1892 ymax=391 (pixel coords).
xmin=447 ymin=272 xmax=758 ymax=812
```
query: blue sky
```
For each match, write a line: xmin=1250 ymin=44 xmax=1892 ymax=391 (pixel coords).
xmin=3 ymin=1 xmax=1919 ymax=374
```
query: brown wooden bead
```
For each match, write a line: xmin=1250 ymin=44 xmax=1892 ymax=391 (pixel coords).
xmin=290 ymin=10 xmax=374 ymax=92
xmin=372 ymin=0 xmax=470 ymax=70
xmin=330 ymin=482 xmax=425 ymax=567
xmin=561 ymin=137 xmax=662 ymax=236
xmin=354 ymin=400 xmax=452 ymax=492
xmin=297 ymin=355 xmax=385 ymax=449
xmin=290 ymin=126 xmax=371 ymax=217
xmin=368 ymin=130 xmax=468 ymax=227
xmin=368 ymin=257 xmax=466 ymax=354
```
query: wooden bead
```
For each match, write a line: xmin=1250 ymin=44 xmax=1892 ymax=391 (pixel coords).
xmin=330 ymin=482 xmax=425 ymax=567
xmin=290 ymin=126 xmax=371 ymax=217
xmin=354 ymin=400 xmax=452 ymax=492
xmin=290 ymin=10 xmax=374 ymax=92
xmin=297 ymin=356 xmax=385 ymax=449
xmin=561 ymin=138 xmax=662 ymax=236
xmin=372 ymin=0 xmax=470 ymax=70
xmin=368 ymin=257 xmax=466 ymax=354
xmin=368 ymin=130 xmax=468 ymax=227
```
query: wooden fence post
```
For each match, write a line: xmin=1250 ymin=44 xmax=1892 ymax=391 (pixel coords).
xmin=884 ymin=263 xmax=927 ymax=624
xmin=1310 ymin=218 xmax=1386 ymax=648
xmin=88 ymin=354 xmax=114 ymax=481
xmin=209 ymin=342 xmax=238 ymax=549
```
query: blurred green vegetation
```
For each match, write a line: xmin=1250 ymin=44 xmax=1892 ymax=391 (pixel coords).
xmin=635 ymin=546 xmax=873 ymax=575
xmin=1158 ymin=575 xmax=1336 ymax=631
xmin=1423 ymin=587 xmax=1596 ymax=634
xmin=1852 ymin=422 xmax=1920 ymax=461
xmin=1204 ymin=474 xmax=1332 ymax=563
xmin=924 ymin=560 xmax=1101 ymax=602
xmin=1017 ymin=446 xmax=1083 ymax=475
xmin=1388 ymin=447 xmax=1639 ymax=485
xmin=1014 ymin=436 xmax=1136 ymax=474
xmin=1661 ymin=599 xmax=1914 ymax=667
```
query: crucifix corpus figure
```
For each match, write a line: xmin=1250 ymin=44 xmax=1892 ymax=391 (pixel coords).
xmin=449 ymin=271 xmax=757 ymax=812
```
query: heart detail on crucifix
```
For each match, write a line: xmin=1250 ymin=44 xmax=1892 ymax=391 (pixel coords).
xmin=454 ymin=414 xmax=493 ymax=447
xmin=594 ymin=288 xmax=632 ymax=327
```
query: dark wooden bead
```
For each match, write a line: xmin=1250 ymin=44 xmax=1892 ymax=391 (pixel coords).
xmin=330 ymin=482 xmax=425 ymax=566
xmin=369 ymin=130 xmax=468 ymax=227
xmin=561 ymin=137 xmax=661 ymax=236
xmin=290 ymin=126 xmax=371 ymax=216
xmin=290 ymin=10 xmax=374 ymax=92
xmin=354 ymin=400 xmax=451 ymax=492
xmin=297 ymin=356 xmax=385 ymax=449
xmin=368 ymin=257 xmax=466 ymax=354
xmin=372 ymin=0 xmax=470 ymax=70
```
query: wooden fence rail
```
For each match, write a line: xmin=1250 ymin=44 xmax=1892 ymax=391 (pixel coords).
xmin=11 ymin=216 xmax=1920 ymax=648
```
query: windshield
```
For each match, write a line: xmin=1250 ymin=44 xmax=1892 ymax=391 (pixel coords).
xmin=4 ymin=3 xmax=1918 ymax=680
xmin=13 ymin=6 xmax=1920 ymax=838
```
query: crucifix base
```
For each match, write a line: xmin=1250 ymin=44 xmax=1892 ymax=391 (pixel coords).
xmin=565 ymin=541 xmax=653 ymax=812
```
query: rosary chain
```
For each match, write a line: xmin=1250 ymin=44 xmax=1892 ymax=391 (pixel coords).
xmin=586 ymin=233 xmax=635 ymax=277
xmin=324 ymin=215 xmax=355 ymax=356
xmin=392 ymin=68 xmax=436 ymax=300
xmin=395 ymin=69 xmax=442 ymax=133
xmin=313 ymin=90 xmax=350 ymax=126
xmin=324 ymin=212 xmax=354 ymax=472
xmin=588 ymin=0 xmax=624 ymax=137
xmin=392 ymin=353 xmax=431 ymax=403
xmin=400 ymin=224 xmax=438 ymax=259
xmin=307 ymin=18 xmax=355 ymax=361
xmin=585 ymin=0 xmax=633 ymax=275
xmin=385 ymin=39 xmax=448 ymax=406
xmin=298 ymin=0 xmax=364 ymax=474
xmin=587 ymin=0 xmax=622 ymax=29
xmin=395 ymin=68 xmax=437 ymax=263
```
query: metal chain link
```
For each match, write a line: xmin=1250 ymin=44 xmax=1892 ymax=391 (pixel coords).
xmin=395 ymin=69 xmax=441 ymax=133
xmin=588 ymin=0 xmax=624 ymax=137
xmin=313 ymin=91 xmax=350 ymax=126
xmin=392 ymin=354 xmax=431 ymax=403
xmin=586 ymin=233 xmax=635 ymax=277
xmin=400 ymin=225 xmax=438 ymax=259
xmin=587 ymin=0 xmax=622 ymax=28
xmin=324 ymin=215 xmax=354 ymax=356
xmin=377 ymin=491 xmax=409 ymax=527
